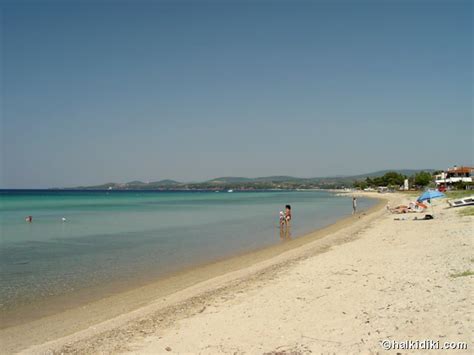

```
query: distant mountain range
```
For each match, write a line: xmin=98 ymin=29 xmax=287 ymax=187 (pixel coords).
xmin=345 ymin=169 xmax=437 ymax=179
xmin=71 ymin=169 xmax=436 ymax=190
xmin=207 ymin=176 xmax=306 ymax=184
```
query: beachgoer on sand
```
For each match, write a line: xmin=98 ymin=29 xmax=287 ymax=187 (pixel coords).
xmin=352 ymin=197 xmax=357 ymax=215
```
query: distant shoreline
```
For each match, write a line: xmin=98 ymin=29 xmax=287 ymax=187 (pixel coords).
xmin=1 ymin=188 xmax=329 ymax=192
xmin=0 ymin=169 xmax=435 ymax=191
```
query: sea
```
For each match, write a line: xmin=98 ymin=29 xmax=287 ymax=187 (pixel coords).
xmin=0 ymin=190 xmax=376 ymax=318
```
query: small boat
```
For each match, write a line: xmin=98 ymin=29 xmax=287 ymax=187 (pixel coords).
xmin=227 ymin=189 xmax=234 ymax=193
xmin=448 ymin=196 xmax=474 ymax=208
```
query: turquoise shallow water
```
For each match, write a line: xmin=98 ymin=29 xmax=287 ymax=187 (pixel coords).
xmin=0 ymin=190 xmax=375 ymax=311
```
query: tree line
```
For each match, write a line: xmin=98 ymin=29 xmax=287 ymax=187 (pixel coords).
xmin=353 ymin=171 xmax=434 ymax=190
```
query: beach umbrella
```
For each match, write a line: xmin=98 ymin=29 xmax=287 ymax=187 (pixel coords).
xmin=417 ymin=190 xmax=445 ymax=202
xmin=417 ymin=190 xmax=446 ymax=217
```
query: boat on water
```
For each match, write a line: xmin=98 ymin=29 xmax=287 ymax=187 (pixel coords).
xmin=448 ymin=195 xmax=474 ymax=208
xmin=227 ymin=189 xmax=234 ymax=193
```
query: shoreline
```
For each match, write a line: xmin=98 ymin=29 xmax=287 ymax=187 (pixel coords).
xmin=1 ymin=194 xmax=387 ymax=353
xmin=121 ymin=191 xmax=471 ymax=354
xmin=0 ymin=194 xmax=378 ymax=330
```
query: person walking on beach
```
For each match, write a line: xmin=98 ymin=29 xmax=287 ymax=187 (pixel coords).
xmin=352 ymin=197 xmax=357 ymax=215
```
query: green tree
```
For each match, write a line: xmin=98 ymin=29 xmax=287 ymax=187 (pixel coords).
xmin=383 ymin=171 xmax=405 ymax=187
xmin=353 ymin=180 xmax=368 ymax=189
xmin=413 ymin=171 xmax=433 ymax=187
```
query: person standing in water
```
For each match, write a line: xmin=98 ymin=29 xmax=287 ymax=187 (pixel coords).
xmin=279 ymin=211 xmax=285 ymax=226
xmin=285 ymin=205 xmax=292 ymax=224
xmin=352 ymin=197 xmax=357 ymax=215
xmin=284 ymin=205 xmax=292 ymax=239
xmin=278 ymin=205 xmax=292 ymax=240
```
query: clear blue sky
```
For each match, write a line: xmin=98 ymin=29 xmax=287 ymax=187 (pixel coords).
xmin=1 ymin=0 xmax=472 ymax=188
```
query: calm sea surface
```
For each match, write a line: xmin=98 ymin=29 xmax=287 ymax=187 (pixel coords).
xmin=0 ymin=190 xmax=375 ymax=312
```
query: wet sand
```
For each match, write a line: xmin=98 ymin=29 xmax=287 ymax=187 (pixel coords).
xmin=1 ymin=196 xmax=386 ymax=353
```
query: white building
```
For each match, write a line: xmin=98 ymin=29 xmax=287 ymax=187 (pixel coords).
xmin=435 ymin=166 xmax=473 ymax=186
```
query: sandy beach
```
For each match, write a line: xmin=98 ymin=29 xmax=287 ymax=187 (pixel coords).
xmin=3 ymin=0 xmax=471 ymax=353
xmin=2 ymin=192 xmax=472 ymax=354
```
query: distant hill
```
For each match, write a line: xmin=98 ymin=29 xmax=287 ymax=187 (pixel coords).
xmin=348 ymin=169 xmax=437 ymax=179
xmin=71 ymin=169 xmax=437 ymax=190
xmin=254 ymin=176 xmax=307 ymax=182
xmin=75 ymin=179 xmax=182 ymax=190
xmin=207 ymin=170 xmax=436 ymax=184
xmin=207 ymin=176 xmax=308 ymax=184
xmin=206 ymin=177 xmax=253 ymax=184
xmin=149 ymin=179 xmax=181 ymax=186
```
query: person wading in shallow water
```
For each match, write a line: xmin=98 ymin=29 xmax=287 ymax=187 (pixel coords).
xmin=280 ymin=204 xmax=292 ymax=240
xmin=352 ymin=197 xmax=357 ymax=215
xmin=285 ymin=205 xmax=292 ymax=225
